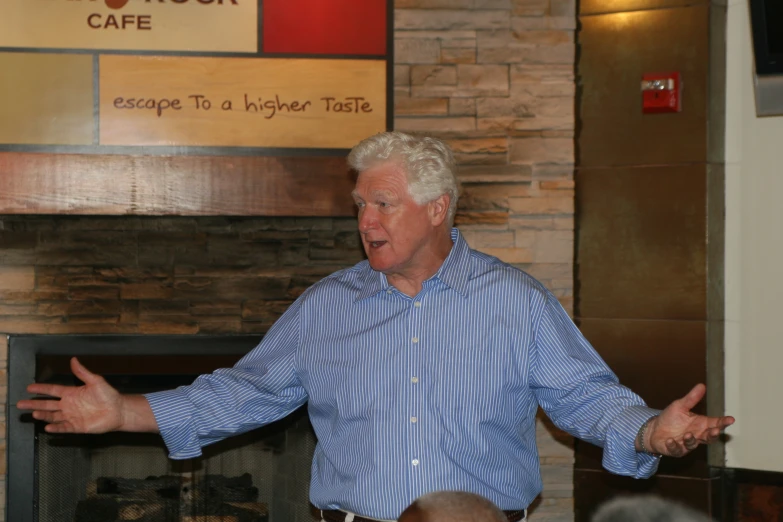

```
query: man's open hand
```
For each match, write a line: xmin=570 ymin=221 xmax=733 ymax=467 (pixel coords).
xmin=17 ymin=357 xmax=132 ymax=434
xmin=642 ymin=383 xmax=734 ymax=457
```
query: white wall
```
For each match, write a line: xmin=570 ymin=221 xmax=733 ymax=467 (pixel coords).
xmin=724 ymin=0 xmax=783 ymax=472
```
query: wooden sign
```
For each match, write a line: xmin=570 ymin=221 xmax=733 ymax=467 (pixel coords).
xmin=100 ymin=56 xmax=386 ymax=149
xmin=0 ymin=0 xmax=392 ymax=216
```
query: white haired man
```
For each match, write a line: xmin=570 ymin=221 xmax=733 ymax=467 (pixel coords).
xmin=18 ymin=132 xmax=734 ymax=522
xmin=591 ymin=495 xmax=715 ymax=522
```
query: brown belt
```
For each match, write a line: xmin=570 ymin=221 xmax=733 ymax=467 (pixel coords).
xmin=319 ymin=508 xmax=527 ymax=522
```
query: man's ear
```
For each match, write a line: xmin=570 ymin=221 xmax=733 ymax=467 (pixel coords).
xmin=428 ymin=194 xmax=450 ymax=227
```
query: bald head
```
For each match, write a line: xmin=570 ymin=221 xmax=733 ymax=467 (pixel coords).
xmin=398 ymin=491 xmax=507 ymax=522
xmin=591 ymin=495 xmax=714 ymax=522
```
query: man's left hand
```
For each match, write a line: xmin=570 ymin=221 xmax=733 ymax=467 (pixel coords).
xmin=640 ymin=383 xmax=735 ymax=457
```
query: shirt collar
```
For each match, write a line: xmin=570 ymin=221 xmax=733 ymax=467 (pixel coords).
xmin=355 ymin=263 xmax=387 ymax=302
xmin=433 ymin=228 xmax=472 ymax=298
xmin=355 ymin=228 xmax=472 ymax=301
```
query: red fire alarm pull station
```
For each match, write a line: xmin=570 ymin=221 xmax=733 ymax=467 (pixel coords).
xmin=641 ymin=72 xmax=681 ymax=113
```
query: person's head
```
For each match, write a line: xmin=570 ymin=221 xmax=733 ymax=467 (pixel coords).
xmin=347 ymin=132 xmax=460 ymax=282
xmin=591 ymin=495 xmax=714 ymax=522
xmin=398 ymin=490 xmax=507 ymax=522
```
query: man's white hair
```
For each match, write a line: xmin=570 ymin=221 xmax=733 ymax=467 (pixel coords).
xmin=411 ymin=490 xmax=507 ymax=522
xmin=347 ymin=131 xmax=460 ymax=226
xmin=592 ymin=495 xmax=714 ymax=522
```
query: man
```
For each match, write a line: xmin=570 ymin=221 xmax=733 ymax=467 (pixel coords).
xmin=398 ymin=491 xmax=508 ymax=522
xmin=18 ymin=132 xmax=734 ymax=522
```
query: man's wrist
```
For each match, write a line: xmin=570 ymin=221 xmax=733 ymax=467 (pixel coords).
xmin=119 ymin=394 xmax=159 ymax=433
xmin=636 ymin=415 xmax=661 ymax=457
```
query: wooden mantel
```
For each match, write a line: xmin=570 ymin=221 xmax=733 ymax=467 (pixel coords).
xmin=0 ymin=153 xmax=356 ymax=216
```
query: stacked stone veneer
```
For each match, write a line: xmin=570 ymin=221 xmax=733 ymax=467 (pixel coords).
xmin=394 ymin=0 xmax=575 ymax=312
xmin=0 ymin=1 xmax=576 ymax=519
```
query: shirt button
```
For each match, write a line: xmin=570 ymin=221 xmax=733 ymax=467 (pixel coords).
xmin=412 ymin=459 xmax=420 ymax=466
xmin=414 ymin=302 xmax=421 ymax=308
xmin=386 ymin=289 xmax=393 ymax=295
xmin=411 ymin=376 xmax=419 ymax=384
xmin=412 ymin=337 xmax=419 ymax=343
xmin=410 ymin=416 xmax=418 ymax=423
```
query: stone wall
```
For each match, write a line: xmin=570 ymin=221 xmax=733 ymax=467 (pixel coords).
xmin=0 ymin=2 xmax=576 ymax=520
xmin=395 ymin=0 xmax=576 ymax=315
xmin=0 ymin=217 xmax=362 ymax=336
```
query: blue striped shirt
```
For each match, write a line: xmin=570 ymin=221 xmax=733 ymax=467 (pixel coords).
xmin=146 ymin=228 xmax=660 ymax=519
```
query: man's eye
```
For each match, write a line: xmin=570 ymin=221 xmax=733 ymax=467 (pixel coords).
xmin=379 ymin=202 xmax=389 ymax=208
xmin=355 ymin=201 xmax=365 ymax=208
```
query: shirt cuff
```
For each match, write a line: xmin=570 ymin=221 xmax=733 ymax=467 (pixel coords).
xmin=602 ymin=405 xmax=662 ymax=479
xmin=145 ymin=388 xmax=204 ymax=460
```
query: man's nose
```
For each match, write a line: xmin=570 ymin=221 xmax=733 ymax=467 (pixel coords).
xmin=358 ymin=208 xmax=376 ymax=233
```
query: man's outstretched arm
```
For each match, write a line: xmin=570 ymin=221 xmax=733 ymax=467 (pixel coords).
xmin=530 ymin=292 xmax=734 ymax=476
xmin=16 ymin=357 xmax=159 ymax=434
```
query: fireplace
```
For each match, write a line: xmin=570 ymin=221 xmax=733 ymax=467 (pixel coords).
xmin=8 ymin=335 xmax=318 ymax=522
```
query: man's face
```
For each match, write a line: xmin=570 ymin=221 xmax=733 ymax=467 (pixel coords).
xmin=352 ymin=163 xmax=438 ymax=278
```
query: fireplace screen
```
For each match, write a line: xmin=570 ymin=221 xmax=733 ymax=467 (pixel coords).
xmin=8 ymin=335 xmax=318 ymax=522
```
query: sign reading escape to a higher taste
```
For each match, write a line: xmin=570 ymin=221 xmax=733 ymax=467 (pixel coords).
xmin=99 ymin=56 xmax=386 ymax=149
xmin=0 ymin=0 xmax=257 ymax=52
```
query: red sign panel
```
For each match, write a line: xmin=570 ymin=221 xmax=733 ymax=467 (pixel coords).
xmin=263 ymin=0 xmax=387 ymax=55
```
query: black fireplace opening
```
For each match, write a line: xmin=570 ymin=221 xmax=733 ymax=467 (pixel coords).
xmin=8 ymin=335 xmax=317 ymax=522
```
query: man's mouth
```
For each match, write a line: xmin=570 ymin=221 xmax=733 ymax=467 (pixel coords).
xmin=368 ymin=240 xmax=387 ymax=249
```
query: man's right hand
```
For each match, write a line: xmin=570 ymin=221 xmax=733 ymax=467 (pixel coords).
xmin=16 ymin=357 xmax=158 ymax=434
